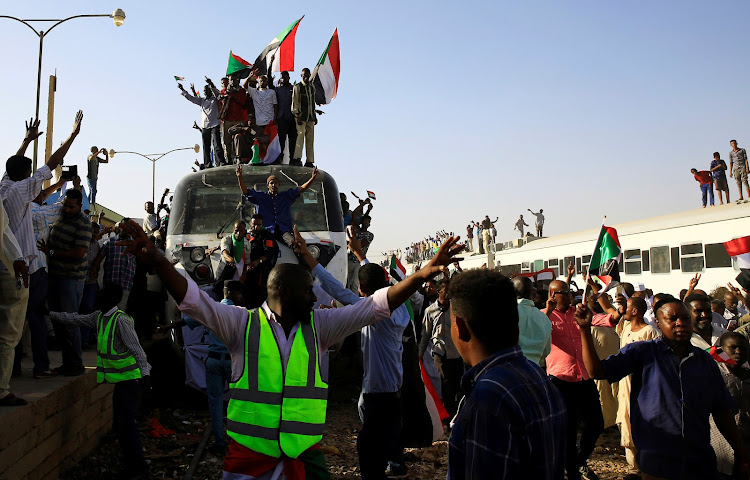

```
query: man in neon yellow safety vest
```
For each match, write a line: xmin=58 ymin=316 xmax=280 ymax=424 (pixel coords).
xmin=116 ymin=220 xmax=463 ymax=480
xmin=50 ymin=282 xmax=150 ymax=479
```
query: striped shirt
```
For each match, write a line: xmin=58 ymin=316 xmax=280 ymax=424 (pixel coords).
xmin=100 ymin=238 xmax=136 ymax=291
xmin=29 ymin=202 xmax=63 ymax=274
xmin=50 ymin=306 xmax=151 ymax=376
xmin=0 ymin=165 xmax=53 ymax=263
xmin=47 ymin=211 xmax=92 ymax=278
xmin=448 ymin=346 xmax=567 ymax=480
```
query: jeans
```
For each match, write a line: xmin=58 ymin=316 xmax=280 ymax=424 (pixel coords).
xmin=550 ymin=377 xmax=604 ymax=479
xmin=202 ymin=125 xmax=225 ymax=167
xmin=701 ymin=183 xmax=715 ymax=206
xmin=48 ymin=275 xmax=85 ymax=369
xmin=277 ymin=117 xmax=297 ymax=164
xmin=205 ymin=356 xmax=231 ymax=447
xmin=357 ymin=392 xmax=403 ymax=480
xmin=113 ymin=379 xmax=146 ymax=468
xmin=14 ymin=269 xmax=51 ymax=374
xmin=87 ymin=178 xmax=97 ymax=204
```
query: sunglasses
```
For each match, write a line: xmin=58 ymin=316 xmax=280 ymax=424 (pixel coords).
xmin=553 ymin=290 xmax=570 ymax=295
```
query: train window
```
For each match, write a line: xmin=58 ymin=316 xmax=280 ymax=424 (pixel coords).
xmin=550 ymin=266 xmax=559 ymax=277
xmin=671 ymin=247 xmax=680 ymax=270
xmin=534 ymin=260 xmax=544 ymax=271
xmin=650 ymin=246 xmax=670 ymax=274
xmin=500 ymin=264 xmax=522 ymax=276
xmin=543 ymin=261 xmax=549 ymax=269
xmin=564 ymin=256 xmax=575 ymax=272
xmin=548 ymin=258 xmax=559 ymax=266
xmin=705 ymin=243 xmax=732 ymax=268
xmin=521 ymin=262 xmax=531 ymax=273
xmin=582 ymin=255 xmax=592 ymax=264
xmin=681 ymin=256 xmax=705 ymax=273
xmin=681 ymin=243 xmax=703 ymax=256
xmin=624 ymin=249 xmax=642 ymax=275
xmin=642 ymin=250 xmax=650 ymax=271
xmin=575 ymin=257 xmax=581 ymax=274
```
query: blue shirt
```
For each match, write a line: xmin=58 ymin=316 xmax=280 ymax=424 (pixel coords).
xmin=601 ymin=338 xmax=735 ymax=479
xmin=183 ymin=299 xmax=233 ymax=356
xmin=711 ymin=159 xmax=727 ymax=179
xmin=448 ymin=346 xmax=566 ymax=480
xmin=243 ymin=187 xmax=300 ymax=233
xmin=312 ymin=262 xmax=409 ymax=393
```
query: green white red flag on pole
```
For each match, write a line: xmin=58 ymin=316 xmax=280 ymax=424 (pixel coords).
xmin=707 ymin=346 xmax=737 ymax=365
xmin=226 ymin=50 xmax=252 ymax=78
xmin=312 ymin=29 xmax=340 ymax=105
xmin=588 ymin=219 xmax=622 ymax=294
xmin=390 ymin=254 xmax=406 ymax=282
xmin=174 ymin=76 xmax=185 ymax=81
xmin=255 ymin=17 xmax=303 ymax=76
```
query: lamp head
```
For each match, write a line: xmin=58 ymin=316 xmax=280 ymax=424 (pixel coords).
xmin=193 ymin=144 xmax=200 ymax=153
xmin=108 ymin=149 xmax=116 ymax=158
xmin=112 ymin=9 xmax=126 ymax=27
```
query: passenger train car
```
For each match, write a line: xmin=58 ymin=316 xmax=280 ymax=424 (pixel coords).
xmin=451 ymin=204 xmax=750 ymax=295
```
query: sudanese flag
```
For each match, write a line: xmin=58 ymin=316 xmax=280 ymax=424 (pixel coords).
xmin=588 ymin=224 xmax=622 ymax=293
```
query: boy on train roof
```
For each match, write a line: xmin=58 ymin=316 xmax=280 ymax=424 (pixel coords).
xmin=691 ymin=168 xmax=715 ymax=208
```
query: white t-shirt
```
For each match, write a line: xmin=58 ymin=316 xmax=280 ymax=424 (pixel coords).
xmin=249 ymin=88 xmax=278 ymax=126
xmin=533 ymin=212 xmax=545 ymax=226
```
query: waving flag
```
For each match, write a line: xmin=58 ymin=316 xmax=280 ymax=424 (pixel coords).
xmin=255 ymin=17 xmax=303 ymax=76
xmin=174 ymin=76 xmax=185 ymax=81
xmin=707 ymin=346 xmax=737 ymax=365
xmin=313 ymin=29 xmax=340 ymax=105
xmin=249 ymin=123 xmax=281 ymax=165
xmin=588 ymin=223 xmax=622 ymax=293
xmin=367 ymin=190 xmax=376 ymax=200
xmin=390 ymin=254 xmax=406 ymax=282
xmin=226 ymin=50 xmax=252 ymax=78
xmin=725 ymin=235 xmax=750 ymax=290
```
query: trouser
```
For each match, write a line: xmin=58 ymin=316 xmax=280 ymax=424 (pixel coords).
xmin=87 ymin=178 xmax=97 ymax=205
xmin=113 ymin=379 xmax=146 ymax=468
xmin=14 ymin=269 xmax=50 ymax=374
xmin=536 ymin=224 xmax=543 ymax=237
xmin=550 ymin=377 xmax=604 ymax=479
xmin=467 ymin=237 xmax=473 ymax=251
xmin=221 ymin=120 xmax=244 ymax=164
xmin=477 ymin=235 xmax=485 ymax=254
xmin=482 ymin=230 xmax=491 ymax=253
xmin=519 ymin=228 xmax=525 ymax=238
xmin=0 ymin=269 xmax=29 ymax=398
xmin=433 ymin=355 xmax=464 ymax=418
xmin=79 ymin=282 xmax=98 ymax=344
xmin=202 ymin=125 xmax=225 ymax=167
xmin=701 ymin=183 xmax=715 ymax=206
xmin=48 ymin=275 xmax=85 ymax=369
xmin=625 ymin=447 xmax=639 ymax=474
xmin=277 ymin=117 xmax=297 ymax=164
xmin=347 ymin=257 xmax=361 ymax=294
xmin=735 ymin=167 xmax=750 ymax=194
xmin=205 ymin=355 xmax=231 ymax=447
xmin=294 ymin=120 xmax=315 ymax=163
xmin=358 ymin=392 xmax=403 ymax=480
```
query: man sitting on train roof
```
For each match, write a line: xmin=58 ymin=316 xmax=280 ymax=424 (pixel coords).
xmin=235 ymin=164 xmax=318 ymax=248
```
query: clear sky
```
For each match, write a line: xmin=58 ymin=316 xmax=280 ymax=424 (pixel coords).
xmin=2 ymin=1 xmax=749 ymax=258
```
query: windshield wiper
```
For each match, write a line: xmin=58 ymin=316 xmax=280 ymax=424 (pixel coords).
xmin=216 ymin=200 xmax=243 ymax=239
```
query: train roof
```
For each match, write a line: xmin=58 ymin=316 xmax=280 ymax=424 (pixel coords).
xmin=508 ymin=203 xmax=750 ymax=254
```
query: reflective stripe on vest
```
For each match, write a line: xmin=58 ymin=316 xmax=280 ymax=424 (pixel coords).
xmin=227 ymin=308 xmax=328 ymax=458
xmin=96 ymin=310 xmax=141 ymax=384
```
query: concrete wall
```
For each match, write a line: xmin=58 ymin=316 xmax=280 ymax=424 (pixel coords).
xmin=0 ymin=371 xmax=113 ymax=480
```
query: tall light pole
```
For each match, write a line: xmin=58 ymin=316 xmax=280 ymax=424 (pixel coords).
xmin=0 ymin=9 xmax=126 ymax=170
xmin=109 ymin=145 xmax=200 ymax=204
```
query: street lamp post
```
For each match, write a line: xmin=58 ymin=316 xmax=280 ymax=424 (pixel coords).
xmin=0 ymin=9 xmax=126 ymax=170
xmin=109 ymin=145 xmax=200 ymax=204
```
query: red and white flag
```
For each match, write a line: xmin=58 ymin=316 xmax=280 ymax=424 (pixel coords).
xmin=724 ymin=235 xmax=750 ymax=269
xmin=419 ymin=358 xmax=449 ymax=441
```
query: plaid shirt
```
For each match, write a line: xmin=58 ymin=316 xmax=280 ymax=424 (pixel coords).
xmin=448 ymin=346 xmax=566 ymax=480
xmin=100 ymin=238 xmax=136 ymax=291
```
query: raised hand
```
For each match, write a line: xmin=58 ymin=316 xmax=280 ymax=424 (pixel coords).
xmin=567 ymin=262 xmax=575 ymax=277
xmin=72 ymin=110 xmax=84 ymax=136
xmin=292 ymin=225 xmax=309 ymax=256
xmin=24 ymin=118 xmax=43 ymax=142
xmin=178 ymin=83 xmax=185 ymax=91
xmin=235 ymin=165 xmax=243 ymax=178
xmin=574 ymin=303 xmax=593 ymax=328
xmin=689 ymin=273 xmax=701 ymax=290
xmin=421 ymin=236 xmax=464 ymax=278
xmin=347 ymin=228 xmax=365 ymax=261
xmin=115 ymin=220 xmax=163 ymax=267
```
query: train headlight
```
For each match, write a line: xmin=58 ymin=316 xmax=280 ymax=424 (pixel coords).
xmin=308 ymin=245 xmax=321 ymax=259
xmin=190 ymin=248 xmax=205 ymax=263
xmin=195 ymin=264 xmax=211 ymax=281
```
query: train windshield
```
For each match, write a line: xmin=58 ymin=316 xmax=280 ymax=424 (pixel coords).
xmin=168 ymin=166 xmax=344 ymax=237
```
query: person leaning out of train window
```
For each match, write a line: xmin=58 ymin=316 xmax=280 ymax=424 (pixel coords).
xmin=576 ymin=297 xmax=750 ymax=480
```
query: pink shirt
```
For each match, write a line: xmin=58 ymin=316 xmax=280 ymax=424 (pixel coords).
xmin=545 ymin=307 xmax=616 ymax=382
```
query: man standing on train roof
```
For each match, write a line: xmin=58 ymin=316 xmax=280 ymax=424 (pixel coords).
xmin=114 ymin=219 xmax=464 ymax=480
xmin=235 ymin=164 xmax=318 ymax=248
xmin=514 ymin=214 xmax=528 ymax=238
xmin=528 ymin=208 xmax=544 ymax=237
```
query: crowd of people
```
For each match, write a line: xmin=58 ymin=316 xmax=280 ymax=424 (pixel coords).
xmin=690 ymin=141 xmax=750 ymax=208
xmin=180 ymin=63 xmax=325 ymax=170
